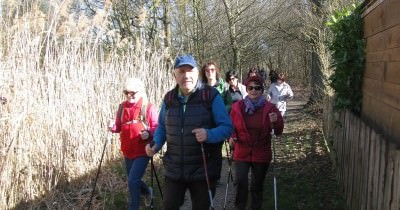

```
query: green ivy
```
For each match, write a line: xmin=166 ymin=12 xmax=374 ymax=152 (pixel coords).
xmin=326 ymin=4 xmax=365 ymax=115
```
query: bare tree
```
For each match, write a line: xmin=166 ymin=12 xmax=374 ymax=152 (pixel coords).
xmin=221 ymin=0 xmax=258 ymax=74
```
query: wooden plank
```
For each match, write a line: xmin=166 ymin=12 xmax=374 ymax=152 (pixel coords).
xmin=353 ymin=115 xmax=361 ymax=210
xmin=383 ymin=143 xmax=394 ymax=210
xmin=343 ymin=111 xmax=351 ymax=207
xmin=364 ymin=124 xmax=372 ymax=210
xmin=366 ymin=24 xmax=400 ymax=52
xmin=361 ymin=94 xmax=377 ymax=124
xmin=366 ymin=48 xmax=400 ymax=63
xmin=364 ymin=62 xmax=385 ymax=80
xmin=364 ymin=1 xmax=384 ymax=37
xmin=336 ymin=111 xmax=342 ymax=185
xmin=342 ymin=111 xmax=348 ymax=187
xmin=362 ymin=0 xmax=384 ymax=18
xmin=390 ymin=109 xmax=400 ymax=146
xmin=348 ymin=113 xmax=355 ymax=209
xmin=371 ymin=130 xmax=381 ymax=210
xmin=382 ymin=82 xmax=400 ymax=109
xmin=367 ymin=128 xmax=376 ymax=210
xmin=346 ymin=111 xmax=353 ymax=205
xmin=361 ymin=91 xmax=392 ymax=134
xmin=377 ymin=135 xmax=386 ymax=209
xmin=362 ymin=78 xmax=383 ymax=100
xmin=391 ymin=149 xmax=400 ymax=210
xmin=359 ymin=122 xmax=369 ymax=210
xmin=386 ymin=62 xmax=400 ymax=85
xmin=366 ymin=31 xmax=387 ymax=52
xmin=364 ymin=0 xmax=400 ymax=37
xmin=336 ymin=112 xmax=342 ymax=184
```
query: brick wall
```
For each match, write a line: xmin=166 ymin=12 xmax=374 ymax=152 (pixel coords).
xmin=362 ymin=0 xmax=400 ymax=145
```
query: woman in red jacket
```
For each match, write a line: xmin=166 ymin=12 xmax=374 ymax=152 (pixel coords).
xmin=110 ymin=78 xmax=158 ymax=210
xmin=229 ymin=75 xmax=284 ymax=210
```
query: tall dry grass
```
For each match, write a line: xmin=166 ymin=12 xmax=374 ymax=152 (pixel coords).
xmin=0 ymin=2 xmax=173 ymax=209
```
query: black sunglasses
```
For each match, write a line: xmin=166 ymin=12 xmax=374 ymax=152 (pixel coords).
xmin=247 ymin=86 xmax=262 ymax=91
xmin=229 ymin=77 xmax=236 ymax=81
xmin=123 ymin=90 xmax=137 ymax=95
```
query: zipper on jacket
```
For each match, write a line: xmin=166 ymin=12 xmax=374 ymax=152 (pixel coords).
xmin=180 ymin=99 xmax=185 ymax=179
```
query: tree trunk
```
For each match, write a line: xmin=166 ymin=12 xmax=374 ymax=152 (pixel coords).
xmin=309 ymin=50 xmax=324 ymax=103
xmin=163 ymin=0 xmax=172 ymax=70
xmin=222 ymin=0 xmax=240 ymax=74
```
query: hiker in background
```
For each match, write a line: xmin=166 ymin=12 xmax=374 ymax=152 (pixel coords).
xmin=258 ymin=67 xmax=267 ymax=82
xmin=225 ymin=70 xmax=247 ymax=105
xmin=247 ymin=67 xmax=258 ymax=78
xmin=229 ymin=75 xmax=284 ymax=210
xmin=109 ymin=77 xmax=158 ymax=210
xmin=201 ymin=60 xmax=232 ymax=111
xmin=269 ymin=69 xmax=278 ymax=84
xmin=267 ymin=73 xmax=294 ymax=117
xmin=145 ymin=54 xmax=233 ymax=210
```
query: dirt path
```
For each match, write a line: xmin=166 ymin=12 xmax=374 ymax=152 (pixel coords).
xmin=179 ymin=87 xmax=310 ymax=210
xmin=15 ymin=86 xmax=344 ymax=210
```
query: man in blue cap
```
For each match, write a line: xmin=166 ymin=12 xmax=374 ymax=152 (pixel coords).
xmin=146 ymin=54 xmax=233 ymax=210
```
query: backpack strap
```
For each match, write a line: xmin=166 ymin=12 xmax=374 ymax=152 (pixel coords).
xmin=201 ymin=86 xmax=216 ymax=110
xmin=117 ymin=103 xmax=124 ymax=123
xmin=164 ymin=86 xmax=217 ymax=110
xmin=117 ymin=101 xmax=148 ymax=128
xmin=164 ymin=89 xmax=177 ymax=110
xmin=139 ymin=101 xmax=148 ymax=128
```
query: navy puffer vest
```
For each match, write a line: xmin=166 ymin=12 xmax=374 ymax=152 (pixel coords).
xmin=163 ymin=85 xmax=223 ymax=181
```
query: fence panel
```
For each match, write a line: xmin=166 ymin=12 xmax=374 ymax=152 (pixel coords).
xmin=329 ymin=110 xmax=400 ymax=210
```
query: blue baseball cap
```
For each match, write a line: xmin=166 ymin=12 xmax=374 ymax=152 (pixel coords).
xmin=174 ymin=55 xmax=197 ymax=69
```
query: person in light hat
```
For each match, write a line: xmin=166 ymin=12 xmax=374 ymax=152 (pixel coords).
xmin=109 ymin=77 xmax=159 ymax=210
xmin=145 ymin=54 xmax=233 ymax=210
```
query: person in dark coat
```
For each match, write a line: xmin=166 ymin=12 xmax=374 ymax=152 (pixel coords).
xmin=145 ymin=54 xmax=233 ymax=210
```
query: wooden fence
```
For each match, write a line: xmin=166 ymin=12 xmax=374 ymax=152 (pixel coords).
xmin=329 ymin=110 xmax=400 ymax=210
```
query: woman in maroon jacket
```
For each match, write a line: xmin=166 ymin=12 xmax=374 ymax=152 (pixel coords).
xmin=229 ymin=75 xmax=284 ymax=210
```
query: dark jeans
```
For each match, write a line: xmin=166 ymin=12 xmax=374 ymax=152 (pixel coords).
xmin=125 ymin=156 xmax=150 ymax=210
xmin=163 ymin=177 xmax=216 ymax=210
xmin=234 ymin=161 xmax=269 ymax=210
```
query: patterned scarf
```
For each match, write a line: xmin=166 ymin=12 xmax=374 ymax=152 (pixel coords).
xmin=244 ymin=95 xmax=266 ymax=115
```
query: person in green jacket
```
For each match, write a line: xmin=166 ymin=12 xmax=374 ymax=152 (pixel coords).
xmin=201 ymin=61 xmax=232 ymax=112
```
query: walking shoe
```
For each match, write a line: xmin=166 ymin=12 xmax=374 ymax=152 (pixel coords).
xmin=144 ymin=187 xmax=153 ymax=207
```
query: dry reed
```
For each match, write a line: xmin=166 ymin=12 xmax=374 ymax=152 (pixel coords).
xmin=0 ymin=2 xmax=173 ymax=209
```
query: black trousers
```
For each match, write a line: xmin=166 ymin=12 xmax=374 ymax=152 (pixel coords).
xmin=163 ymin=177 xmax=216 ymax=210
xmin=234 ymin=161 xmax=269 ymax=210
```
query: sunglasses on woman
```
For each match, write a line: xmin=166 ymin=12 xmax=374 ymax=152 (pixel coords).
xmin=123 ymin=90 xmax=137 ymax=95
xmin=247 ymin=86 xmax=262 ymax=91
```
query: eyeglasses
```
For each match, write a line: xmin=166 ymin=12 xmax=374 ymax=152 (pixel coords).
xmin=247 ymin=86 xmax=262 ymax=91
xmin=205 ymin=68 xmax=216 ymax=73
xmin=229 ymin=77 xmax=236 ymax=81
xmin=123 ymin=91 xmax=137 ymax=95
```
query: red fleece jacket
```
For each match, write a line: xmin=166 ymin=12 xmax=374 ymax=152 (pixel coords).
xmin=230 ymin=100 xmax=283 ymax=163
xmin=111 ymin=99 xmax=158 ymax=159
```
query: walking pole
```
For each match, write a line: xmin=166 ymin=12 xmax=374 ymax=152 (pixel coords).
xmin=87 ymin=131 xmax=112 ymax=210
xmin=148 ymin=142 xmax=164 ymax=201
xmin=200 ymin=143 xmax=215 ymax=210
xmin=151 ymin=157 xmax=164 ymax=200
xmin=149 ymin=156 xmax=155 ymax=209
xmin=271 ymin=128 xmax=278 ymax=210
xmin=223 ymin=140 xmax=233 ymax=210
xmin=224 ymin=140 xmax=234 ymax=182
